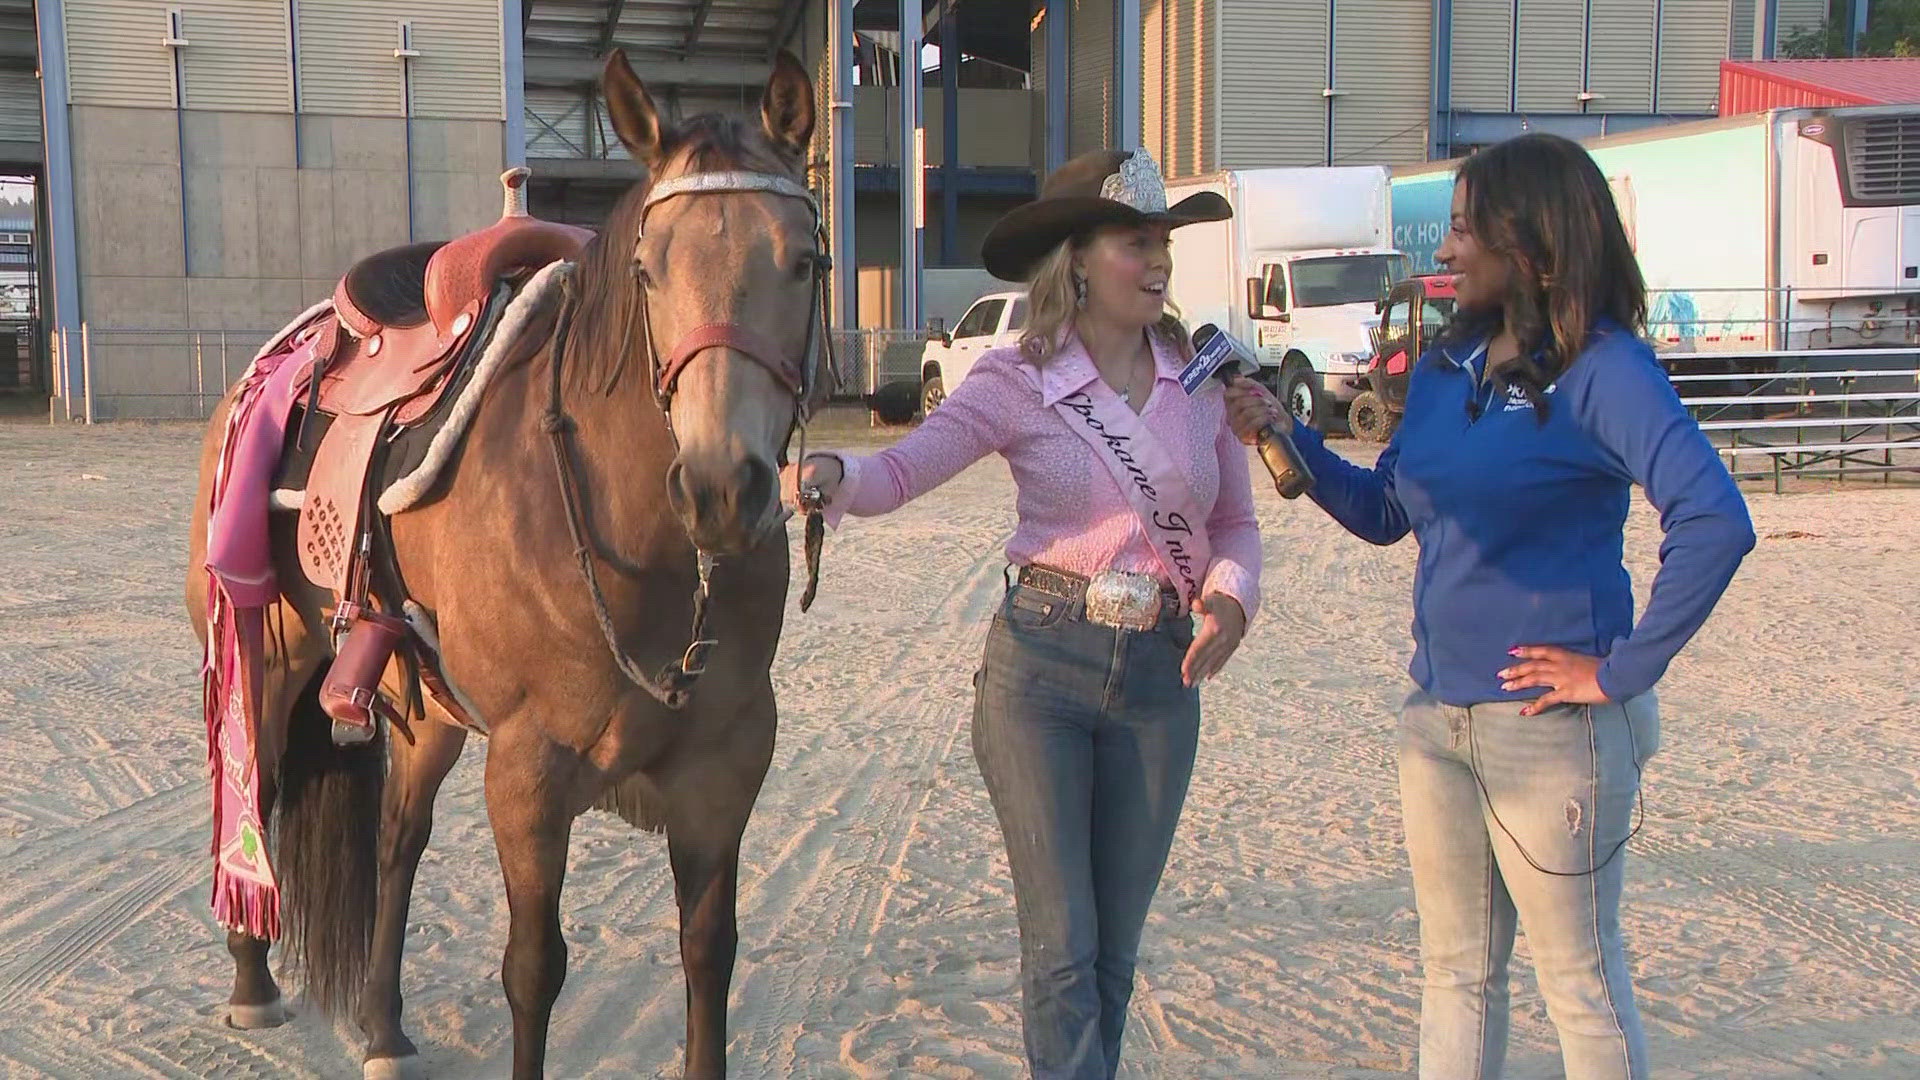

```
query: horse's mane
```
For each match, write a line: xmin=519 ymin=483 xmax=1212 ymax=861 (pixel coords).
xmin=560 ymin=113 xmax=795 ymax=396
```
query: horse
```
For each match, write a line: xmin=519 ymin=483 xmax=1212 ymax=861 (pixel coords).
xmin=185 ymin=49 xmax=828 ymax=1079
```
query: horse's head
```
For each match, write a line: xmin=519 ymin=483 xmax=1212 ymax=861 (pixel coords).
xmin=601 ymin=48 xmax=824 ymax=556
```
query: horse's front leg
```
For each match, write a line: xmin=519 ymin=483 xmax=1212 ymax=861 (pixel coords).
xmin=664 ymin=710 xmax=775 ymax=1079
xmin=358 ymin=716 xmax=468 ymax=1078
xmin=486 ymin=728 xmax=583 ymax=1080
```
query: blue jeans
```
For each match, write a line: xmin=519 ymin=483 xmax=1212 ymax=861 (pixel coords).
xmin=1398 ymin=687 xmax=1662 ymax=1080
xmin=971 ymin=585 xmax=1200 ymax=1080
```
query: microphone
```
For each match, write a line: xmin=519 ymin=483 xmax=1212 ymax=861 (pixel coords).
xmin=1184 ymin=324 xmax=1315 ymax=499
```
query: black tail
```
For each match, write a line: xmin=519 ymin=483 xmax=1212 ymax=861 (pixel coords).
xmin=273 ymin=678 xmax=384 ymax=1016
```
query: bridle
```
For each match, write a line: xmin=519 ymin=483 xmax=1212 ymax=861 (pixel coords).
xmin=636 ymin=170 xmax=832 ymax=427
xmin=540 ymin=165 xmax=837 ymax=711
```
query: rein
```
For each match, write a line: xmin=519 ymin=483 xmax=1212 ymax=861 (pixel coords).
xmin=540 ymin=167 xmax=836 ymax=711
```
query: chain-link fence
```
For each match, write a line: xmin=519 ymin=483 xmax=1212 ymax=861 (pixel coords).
xmin=828 ymin=328 xmax=931 ymax=396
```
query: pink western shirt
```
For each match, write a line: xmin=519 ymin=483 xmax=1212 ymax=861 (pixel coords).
xmin=823 ymin=332 xmax=1262 ymax=621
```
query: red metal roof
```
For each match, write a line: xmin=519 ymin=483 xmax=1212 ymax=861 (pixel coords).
xmin=1720 ymin=58 xmax=1920 ymax=116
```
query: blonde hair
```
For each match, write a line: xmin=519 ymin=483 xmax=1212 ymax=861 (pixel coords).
xmin=1018 ymin=236 xmax=1191 ymax=365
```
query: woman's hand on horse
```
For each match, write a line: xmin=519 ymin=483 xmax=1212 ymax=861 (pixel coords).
xmin=1498 ymin=645 xmax=1610 ymax=716
xmin=1181 ymin=593 xmax=1247 ymax=687
xmin=781 ymin=454 xmax=844 ymax=511
xmin=1224 ymin=375 xmax=1281 ymax=447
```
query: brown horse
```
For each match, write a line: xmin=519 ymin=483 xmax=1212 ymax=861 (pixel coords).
xmin=185 ymin=50 xmax=826 ymax=1079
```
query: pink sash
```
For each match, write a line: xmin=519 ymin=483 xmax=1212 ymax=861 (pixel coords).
xmin=200 ymin=322 xmax=322 ymax=940
xmin=1047 ymin=383 xmax=1212 ymax=608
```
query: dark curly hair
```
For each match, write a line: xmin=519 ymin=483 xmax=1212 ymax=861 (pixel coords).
xmin=1436 ymin=132 xmax=1647 ymax=421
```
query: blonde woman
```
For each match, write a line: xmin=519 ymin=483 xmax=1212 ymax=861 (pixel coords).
xmin=784 ymin=149 xmax=1260 ymax=1079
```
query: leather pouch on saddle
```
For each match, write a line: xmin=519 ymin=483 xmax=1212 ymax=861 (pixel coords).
xmin=320 ymin=603 xmax=412 ymax=744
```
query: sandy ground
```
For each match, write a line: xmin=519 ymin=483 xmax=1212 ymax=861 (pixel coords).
xmin=1 ymin=414 xmax=1917 ymax=1080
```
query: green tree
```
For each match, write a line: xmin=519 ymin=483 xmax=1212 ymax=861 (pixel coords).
xmin=1781 ymin=0 xmax=1920 ymax=58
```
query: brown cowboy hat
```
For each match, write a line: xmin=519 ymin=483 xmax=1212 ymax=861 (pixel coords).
xmin=980 ymin=148 xmax=1232 ymax=282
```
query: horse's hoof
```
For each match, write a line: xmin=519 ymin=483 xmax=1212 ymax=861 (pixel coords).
xmin=363 ymin=1054 xmax=423 ymax=1080
xmin=226 ymin=997 xmax=289 ymax=1029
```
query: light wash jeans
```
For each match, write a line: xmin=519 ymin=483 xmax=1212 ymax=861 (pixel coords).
xmin=971 ymin=585 xmax=1200 ymax=1080
xmin=1398 ymin=686 xmax=1662 ymax=1080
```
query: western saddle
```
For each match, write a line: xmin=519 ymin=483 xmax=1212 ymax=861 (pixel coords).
xmin=290 ymin=167 xmax=592 ymax=742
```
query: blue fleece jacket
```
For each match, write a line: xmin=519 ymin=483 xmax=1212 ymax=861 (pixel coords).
xmin=1294 ymin=319 xmax=1756 ymax=707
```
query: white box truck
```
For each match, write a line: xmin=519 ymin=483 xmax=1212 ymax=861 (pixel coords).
xmin=1392 ymin=105 xmax=1920 ymax=354
xmin=1166 ymin=167 xmax=1411 ymax=429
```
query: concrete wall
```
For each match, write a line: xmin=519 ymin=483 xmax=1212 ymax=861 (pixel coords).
xmin=71 ymin=103 xmax=501 ymax=416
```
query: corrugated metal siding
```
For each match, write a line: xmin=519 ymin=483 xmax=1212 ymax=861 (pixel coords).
xmin=1657 ymin=0 xmax=1728 ymax=112
xmin=1175 ymin=0 xmax=1205 ymax=174
xmin=1588 ymin=0 xmax=1655 ymax=112
xmin=1143 ymin=0 xmax=1163 ymax=166
xmin=1332 ymin=0 xmax=1428 ymax=165
xmin=1450 ymin=0 xmax=1513 ymax=111
xmin=298 ymin=0 xmax=405 ymax=115
xmin=1150 ymin=0 xmax=1211 ymax=178
xmin=65 ymin=0 xmax=176 ymax=109
xmin=1070 ymin=0 xmax=1111 ymax=157
xmin=1719 ymin=64 xmax=1857 ymax=114
xmin=1729 ymin=0 xmax=1758 ymax=61
xmin=180 ymin=0 xmax=293 ymax=113
xmin=0 ymin=68 xmax=41 ymax=142
xmin=1030 ymin=16 xmax=1047 ymax=103
xmin=1514 ymin=1 xmax=1583 ymax=112
xmin=1219 ymin=0 xmax=1326 ymax=167
xmin=1775 ymin=0 xmax=1830 ymax=44
xmin=406 ymin=2 xmax=503 ymax=121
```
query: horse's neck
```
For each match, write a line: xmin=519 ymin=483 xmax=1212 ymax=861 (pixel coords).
xmin=490 ymin=337 xmax=686 ymax=563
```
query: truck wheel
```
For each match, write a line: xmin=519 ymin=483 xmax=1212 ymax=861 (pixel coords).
xmin=1280 ymin=364 xmax=1322 ymax=430
xmin=1348 ymin=390 xmax=1396 ymax=443
xmin=920 ymin=375 xmax=945 ymax=414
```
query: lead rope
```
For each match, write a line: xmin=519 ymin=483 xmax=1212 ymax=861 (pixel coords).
xmin=794 ymin=250 xmax=832 ymax=612
xmin=542 ymin=269 xmax=713 ymax=710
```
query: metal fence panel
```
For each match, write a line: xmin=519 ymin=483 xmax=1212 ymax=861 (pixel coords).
xmin=76 ymin=327 xmax=279 ymax=422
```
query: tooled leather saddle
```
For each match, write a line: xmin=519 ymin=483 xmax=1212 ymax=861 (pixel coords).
xmin=281 ymin=168 xmax=591 ymax=742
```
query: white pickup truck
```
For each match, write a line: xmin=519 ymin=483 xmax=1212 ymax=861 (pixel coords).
xmin=919 ymin=291 xmax=1027 ymax=413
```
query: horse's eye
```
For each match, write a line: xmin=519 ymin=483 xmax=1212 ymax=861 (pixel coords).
xmin=632 ymin=261 xmax=653 ymax=287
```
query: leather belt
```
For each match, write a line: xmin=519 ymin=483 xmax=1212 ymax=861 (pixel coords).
xmin=1014 ymin=564 xmax=1183 ymax=630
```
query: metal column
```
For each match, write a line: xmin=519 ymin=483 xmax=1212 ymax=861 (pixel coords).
xmin=1429 ymin=0 xmax=1453 ymax=161
xmin=939 ymin=0 xmax=959 ymax=265
xmin=830 ymin=0 xmax=856 ymax=329
xmin=1112 ymin=0 xmax=1140 ymax=151
xmin=897 ymin=0 xmax=923 ymax=330
xmin=1850 ymin=0 xmax=1871 ymax=56
xmin=503 ymin=0 xmax=527 ymax=166
xmin=1045 ymin=0 xmax=1068 ymax=171
xmin=35 ymin=0 xmax=83 ymax=415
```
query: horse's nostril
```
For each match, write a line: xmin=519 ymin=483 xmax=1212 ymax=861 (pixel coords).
xmin=665 ymin=461 xmax=699 ymax=521
xmin=737 ymin=457 xmax=775 ymax=520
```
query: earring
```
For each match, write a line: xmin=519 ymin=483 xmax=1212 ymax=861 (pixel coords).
xmin=1073 ymin=275 xmax=1088 ymax=308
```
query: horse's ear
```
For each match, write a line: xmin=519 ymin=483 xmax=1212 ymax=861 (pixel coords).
xmin=603 ymin=49 xmax=667 ymax=167
xmin=760 ymin=50 xmax=815 ymax=159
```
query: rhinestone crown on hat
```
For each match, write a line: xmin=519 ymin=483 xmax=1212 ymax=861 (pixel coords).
xmin=1099 ymin=149 xmax=1169 ymax=214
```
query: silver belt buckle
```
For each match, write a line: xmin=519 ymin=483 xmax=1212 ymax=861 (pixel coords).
xmin=1082 ymin=570 xmax=1163 ymax=632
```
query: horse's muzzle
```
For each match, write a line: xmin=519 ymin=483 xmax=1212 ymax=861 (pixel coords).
xmin=666 ymin=452 xmax=781 ymax=556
